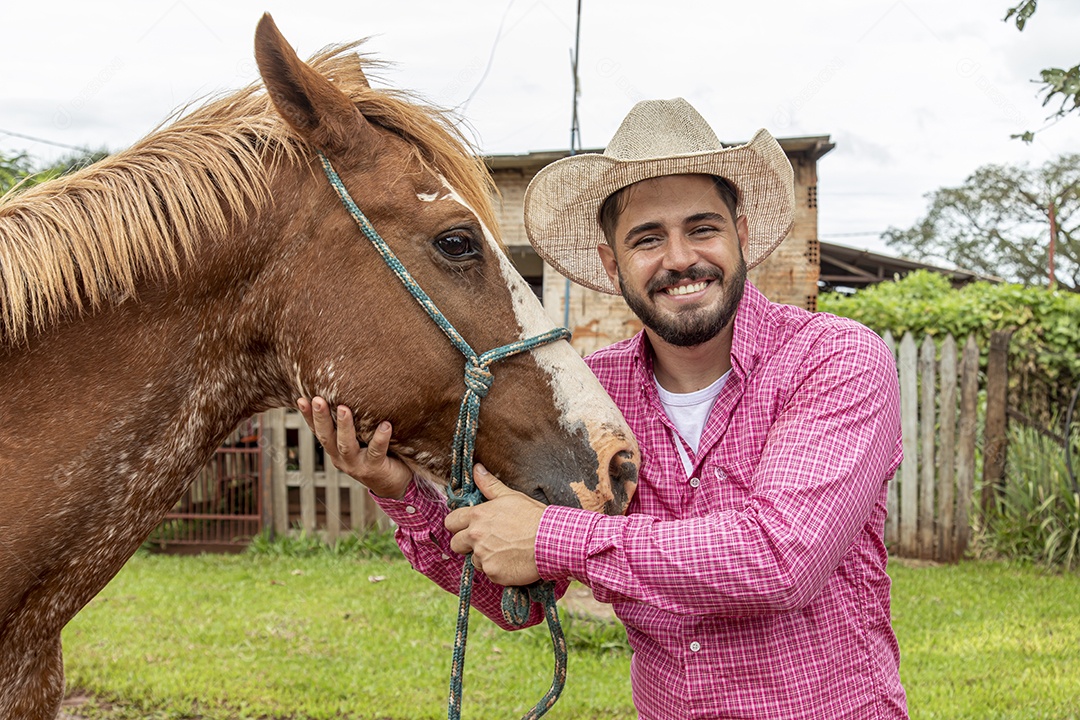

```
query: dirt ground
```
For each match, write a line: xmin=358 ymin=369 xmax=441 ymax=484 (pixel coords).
xmin=58 ymin=694 xmax=96 ymax=720
xmin=559 ymin=580 xmax=617 ymax=620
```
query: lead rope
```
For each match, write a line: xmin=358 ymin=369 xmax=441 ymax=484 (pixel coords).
xmin=318 ymin=152 xmax=570 ymax=720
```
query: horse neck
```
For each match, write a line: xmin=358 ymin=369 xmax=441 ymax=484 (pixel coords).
xmin=0 ymin=205 xmax=293 ymax=512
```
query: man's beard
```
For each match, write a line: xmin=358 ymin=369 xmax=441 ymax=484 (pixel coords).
xmin=618 ymin=255 xmax=747 ymax=347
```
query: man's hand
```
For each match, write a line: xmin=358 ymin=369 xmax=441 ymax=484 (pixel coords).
xmin=296 ymin=396 xmax=411 ymax=500
xmin=444 ymin=464 xmax=546 ymax=587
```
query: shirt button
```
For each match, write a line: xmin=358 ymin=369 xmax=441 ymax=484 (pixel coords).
xmin=689 ymin=477 xmax=700 ymax=488
xmin=405 ymin=505 xmax=417 ymax=514
xmin=441 ymin=553 xmax=451 ymax=561
xmin=690 ymin=641 xmax=701 ymax=653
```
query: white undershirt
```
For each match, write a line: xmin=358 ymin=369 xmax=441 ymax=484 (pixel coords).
xmin=655 ymin=370 xmax=731 ymax=476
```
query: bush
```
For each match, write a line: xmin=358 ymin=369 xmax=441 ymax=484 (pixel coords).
xmin=245 ymin=527 xmax=402 ymax=559
xmin=980 ymin=424 xmax=1080 ymax=570
xmin=1 ymin=148 xmax=109 ymax=196
xmin=819 ymin=271 xmax=1080 ymax=426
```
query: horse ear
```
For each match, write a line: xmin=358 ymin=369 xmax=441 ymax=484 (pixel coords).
xmin=254 ymin=13 xmax=372 ymax=156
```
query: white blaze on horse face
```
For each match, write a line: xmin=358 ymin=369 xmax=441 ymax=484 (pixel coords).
xmin=439 ymin=180 xmax=638 ymax=511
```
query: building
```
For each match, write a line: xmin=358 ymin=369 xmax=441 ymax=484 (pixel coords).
xmin=818 ymin=241 xmax=1002 ymax=291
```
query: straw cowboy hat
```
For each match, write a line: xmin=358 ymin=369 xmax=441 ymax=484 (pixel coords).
xmin=523 ymin=97 xmax=795 ymax=295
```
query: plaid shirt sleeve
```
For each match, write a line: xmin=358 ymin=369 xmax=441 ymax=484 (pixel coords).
xmin=373 ymin=481 xmax=567 ymax=630
xmin=535 ymin=322 xmax=901 ymax=617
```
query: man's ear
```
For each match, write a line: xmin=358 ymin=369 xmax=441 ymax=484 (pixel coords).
xmin=736 ymin=215 xmax=750 ymax=256
xmin=597 ymin=242 xmax=621 ymax=293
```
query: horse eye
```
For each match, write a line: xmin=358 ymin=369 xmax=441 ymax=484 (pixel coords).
xmin=435 ymin=232 xmax=478 ymax=260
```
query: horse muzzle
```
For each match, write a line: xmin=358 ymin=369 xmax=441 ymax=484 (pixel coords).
xmin=516 ymin=429 xmax=639 ymax=516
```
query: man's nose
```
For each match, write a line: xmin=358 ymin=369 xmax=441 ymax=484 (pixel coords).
xmin=662 ymin=233 xmax=698 ymax=271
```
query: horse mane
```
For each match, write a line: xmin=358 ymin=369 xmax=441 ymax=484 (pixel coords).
xmin=0 ymin=42 xmax=499 ymax=345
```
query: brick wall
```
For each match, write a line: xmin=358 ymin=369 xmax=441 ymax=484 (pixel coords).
xmin=747 ymin=153 xmax=822 ymax=313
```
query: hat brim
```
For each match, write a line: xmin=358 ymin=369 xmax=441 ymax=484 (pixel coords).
xmin=524 ymin=128 xmax=795 ymax=295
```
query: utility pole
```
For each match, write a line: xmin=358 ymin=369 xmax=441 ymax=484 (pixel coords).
xmin=563 ymin=0 xmax=583 ymax=329
xmin=1048 ymin=197 xmax=1057 ymax=287
xmin=569 ymin=0 xmax=582 ymax=158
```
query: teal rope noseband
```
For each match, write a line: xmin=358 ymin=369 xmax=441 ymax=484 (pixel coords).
xmin=318 ymin=152 xmax=570 ymax=720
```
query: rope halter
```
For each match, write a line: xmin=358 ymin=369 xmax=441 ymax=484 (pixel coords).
xmin=318 ymin=152 xmax=570 ymax=720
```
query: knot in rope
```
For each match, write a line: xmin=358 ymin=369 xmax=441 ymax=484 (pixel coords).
xmin=463 ymin=362 xmax=493 ymax=397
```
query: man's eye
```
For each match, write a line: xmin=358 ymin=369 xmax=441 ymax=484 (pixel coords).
xmin=435 ymin=232 xmax=478 ymax=259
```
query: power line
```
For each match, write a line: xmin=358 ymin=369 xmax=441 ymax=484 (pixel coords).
xmin=0 ymin=128 xmax=93 ymax=153
xmin=457 ymin=0 xmax=518 ymax=114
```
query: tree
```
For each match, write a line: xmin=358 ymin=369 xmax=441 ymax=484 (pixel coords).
xmin=1006 ymin=1 xmax=1080 ymax=142
xmin=0 ymin=152 xmax=36 ymax=195
xmin=883 ymin=154 xmax=1079 ymax=291
xmin=0 ymin=148 xmax=109 ymax=196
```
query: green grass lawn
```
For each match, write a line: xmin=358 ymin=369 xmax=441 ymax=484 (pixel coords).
xmin=60 ymin=553 xmax=1080 ymax=719
xmin=62 ymin=552 xmax=632 ymax=720
xmin=888 ymin=559 xmax=1080 ymax=720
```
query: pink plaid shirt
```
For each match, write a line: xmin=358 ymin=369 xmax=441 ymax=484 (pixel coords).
xmin=377 ymin=282 xmax=908 ymax=719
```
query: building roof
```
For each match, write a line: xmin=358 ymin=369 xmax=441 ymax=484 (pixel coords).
xmin=483 ymin=142 xmax=999 ymax=292
xmin=820 ymin=240 xmax=1002 ymax=289
xmin=484 ymin=136 xmax=835 ymax=172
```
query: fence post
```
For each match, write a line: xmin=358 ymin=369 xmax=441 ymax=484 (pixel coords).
xmin=918 ymin=336 xmax=937 ymax=559
xmin=898 ymin=333 xmax=919 ymax=557
xmin=326 ymin=461 xmax=341 ymax=543
xmin=936 ymin=336 xmax=958 ymax=561
xmin=299 ymin=421 xmax=316 ymax=534
xmin=882 ymin=331 xmax=899 ymax=549
xmin=257 ymin=412 xmax=273 ymax=535
xmin=268 ymin=408 xmax=288 ymax=536
xmin=350 ymin=483 xmax=368 ymax=533
xmin=956 ymin=335 xmax=979 ymax=555
xmin=982 ymin=330 xmax=1012 ymax=515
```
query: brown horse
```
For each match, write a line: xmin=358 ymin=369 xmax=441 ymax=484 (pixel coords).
xmin=0 ymin=15 xmax=638 ymax=719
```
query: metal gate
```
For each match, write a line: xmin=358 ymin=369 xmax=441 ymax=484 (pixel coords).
xmin=148 ymin=417 xmax=264 ymax=549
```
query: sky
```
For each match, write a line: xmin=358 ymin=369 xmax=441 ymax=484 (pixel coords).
xmin=3 ymin=0 xmax=1079 ymax=257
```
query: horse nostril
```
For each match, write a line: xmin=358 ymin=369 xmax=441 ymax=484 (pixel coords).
xmin=606 ymin=448 xmax=639 ymax=513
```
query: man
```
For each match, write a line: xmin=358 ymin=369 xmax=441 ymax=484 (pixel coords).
xmin=300 ymin=98 xmax=908 ymax=718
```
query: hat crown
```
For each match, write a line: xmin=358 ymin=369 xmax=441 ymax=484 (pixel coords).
xmin=523 ymin=97 xmax=796 ymax=295
xmin=604 ymin=98 xmax=724 ymax=161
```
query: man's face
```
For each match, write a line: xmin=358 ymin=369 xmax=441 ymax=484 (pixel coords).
xmin=597 ymin=174 xmax=749 ymax=348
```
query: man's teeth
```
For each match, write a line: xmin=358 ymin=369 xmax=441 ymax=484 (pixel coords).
xmin=666 ymin=281 xmax=709 ymax=296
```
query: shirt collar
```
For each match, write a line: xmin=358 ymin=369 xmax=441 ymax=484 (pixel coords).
xmin=729 ymin=280 xmax=769 ymax=379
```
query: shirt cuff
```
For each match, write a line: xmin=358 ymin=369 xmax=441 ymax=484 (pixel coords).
xmin=534 ymin=504 xmax=604 ymax=582
xmin=371 ymin=480 xmax=447 ymax=530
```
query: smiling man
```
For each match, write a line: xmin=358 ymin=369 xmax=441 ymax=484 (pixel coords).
xmin=597 ymin=172 xmax=748 ymax=389
xmin=303 ymin=98 xmax=909 ymax=719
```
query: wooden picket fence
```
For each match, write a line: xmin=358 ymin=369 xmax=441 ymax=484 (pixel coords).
xmin=883 ymin=331 xmax=987 ymax=561
xmin=262 ymin=408 xmax=391 ymax=541
xmin=162 ymin=332 xmax=1002 ymax=557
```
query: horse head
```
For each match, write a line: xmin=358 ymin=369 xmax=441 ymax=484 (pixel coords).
xmin=250 ymin=15 xmax=638 ymax=513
